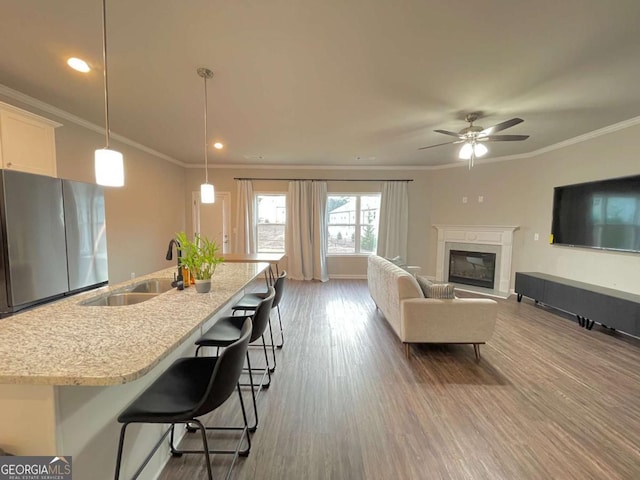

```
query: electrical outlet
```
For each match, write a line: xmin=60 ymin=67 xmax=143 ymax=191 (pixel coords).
xmin=534 ymin=233 xmax=539 ymax=241
xmin=478 ymin=195 xmax=484 ymax=203
xmin=462 ymin=196 xmax=468 ymax=204
xmin=130 ymin=272 xmax=135 ymax=279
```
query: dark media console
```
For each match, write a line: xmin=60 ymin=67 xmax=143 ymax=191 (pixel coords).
xmin=515 ymin=272 xmax=640 ymax=337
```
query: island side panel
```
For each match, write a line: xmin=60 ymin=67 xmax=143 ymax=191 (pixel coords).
xmin=54 ymin=330 xmax=201 ymax=480
xmin=0 ymin=384 xmax=57 ymax=455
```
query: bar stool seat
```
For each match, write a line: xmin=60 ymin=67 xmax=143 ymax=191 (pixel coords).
xmin=118 ymin=357 xmax=218 ymax=423
xmin=196 ymin=316 xmax=250 ymax=347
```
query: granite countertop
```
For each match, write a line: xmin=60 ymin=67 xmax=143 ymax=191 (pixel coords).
xmin=0 ymin=262 xmax=268 ymax=386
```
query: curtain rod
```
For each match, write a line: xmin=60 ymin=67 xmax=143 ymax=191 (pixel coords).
xmin=234 ymin=177 xmax=413 ymax=182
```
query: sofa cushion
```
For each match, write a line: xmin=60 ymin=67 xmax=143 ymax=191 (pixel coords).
xmin=416 ymin=275 xmax=455 ymax=299
xmin=426 ymin=283 xmax=456 ymax=299
xmin=415 ymin=275 xmax=432 ymax=296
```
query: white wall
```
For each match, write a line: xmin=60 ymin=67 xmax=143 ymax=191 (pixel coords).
xmin=184 ymin=123 xmax=640 ymax=293
xmin=427 ymin=123 xmax=640 ymax=295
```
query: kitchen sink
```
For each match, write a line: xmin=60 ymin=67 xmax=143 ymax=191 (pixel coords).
xmin=79 ymin=292 xmax=158 ymax=307
xmin=128 ymin=278 xmax=175 ymax=294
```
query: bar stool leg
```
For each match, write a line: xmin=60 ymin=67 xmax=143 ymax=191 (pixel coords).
xmin=261 ymin=335 xmax=272 ymax=388
xmin=266 ymin=315 xmax=277 ymax=373
xmin=114 ymin=423 xmax=129 ymax=480
xmin=245 ymin=352 xmax=259 ymax=432
xmin=276 ymin=304 xmax=284 ymax=348
xmin=193 ymin=419 xmax=213 ymax=480
xmin=236 ymin=383 xmax=252 ymax=456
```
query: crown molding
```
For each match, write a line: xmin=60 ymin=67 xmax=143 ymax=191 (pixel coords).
xmin=186 ymin=162 xmax=433 ymax=170
xmin=0 ymin=83 xmax=187 ymax=168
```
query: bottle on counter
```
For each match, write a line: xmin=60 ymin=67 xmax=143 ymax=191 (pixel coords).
xmin=182 ymin=266 xmax=191 ymax=287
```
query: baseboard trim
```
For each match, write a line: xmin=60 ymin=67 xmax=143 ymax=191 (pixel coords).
xmin=329 ymin=274 xmax=367 ymax=280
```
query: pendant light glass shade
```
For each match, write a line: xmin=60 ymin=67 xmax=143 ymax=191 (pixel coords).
xmin=95 ymin=148 xmax=124 ymax=186
xmin=95 ymin=0 xmax=124 ymax=187
xmin=200 ymin=183 xmax=215 ymax=204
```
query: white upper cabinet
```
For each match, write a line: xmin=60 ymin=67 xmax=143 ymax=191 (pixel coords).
xmin=0 ymin=102 xmax=61 ymax=177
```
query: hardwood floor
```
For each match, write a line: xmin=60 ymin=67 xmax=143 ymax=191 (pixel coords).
xmin=159 ymin=279 xmax=640 ymax=480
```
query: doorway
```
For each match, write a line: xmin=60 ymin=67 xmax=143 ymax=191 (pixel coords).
xmin=192 ymin=191 xmax=231 ymax=254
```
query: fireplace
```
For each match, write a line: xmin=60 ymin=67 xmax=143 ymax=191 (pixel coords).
xmin=434 ymin=225 xmax=518 ymax=297
xmin=448 ymin=250 xmax=496 ymax=289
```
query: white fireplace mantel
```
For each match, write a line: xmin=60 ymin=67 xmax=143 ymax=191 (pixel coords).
xmin=434 ymin=225 xmax=519 ymax=296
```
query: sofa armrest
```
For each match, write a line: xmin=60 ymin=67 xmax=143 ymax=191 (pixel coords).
xmin=400 ymin=298 xmax=498 ymax=343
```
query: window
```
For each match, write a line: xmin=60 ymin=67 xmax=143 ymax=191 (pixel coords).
xmin=256 ymin=194 xmax=286 ymax=253
xmin=327 ymin=194 xmax=381 ymax=254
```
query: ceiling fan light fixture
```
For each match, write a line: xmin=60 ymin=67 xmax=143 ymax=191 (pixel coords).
xmin=459 ymin=142 xmax=488 ymax=161
xmin=420 ymin=113 xmax=529 ymax=168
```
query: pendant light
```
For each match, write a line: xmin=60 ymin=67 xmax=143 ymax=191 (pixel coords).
xmin=197 ymin=67 xmax=215 ymax=204
xmin=94 ymin=0 xmax=124 ymax=187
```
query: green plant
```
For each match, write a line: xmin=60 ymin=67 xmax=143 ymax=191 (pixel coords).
xmin=175 ymin=231 xmax=224 ymax=280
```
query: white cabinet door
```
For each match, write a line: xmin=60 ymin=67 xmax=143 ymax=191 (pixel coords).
xmin=0 ymin=103 xmax=60 ymax=177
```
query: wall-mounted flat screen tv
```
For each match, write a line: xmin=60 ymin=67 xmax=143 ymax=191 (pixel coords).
xmin=551 ymin=174 xmax=640 ymax=253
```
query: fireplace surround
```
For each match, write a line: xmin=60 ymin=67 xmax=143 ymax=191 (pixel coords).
xmin=434 ymin=225 xmax=518 ymax=297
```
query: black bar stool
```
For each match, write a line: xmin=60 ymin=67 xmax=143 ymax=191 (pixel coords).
xmin=114 ymin=318 xmax=253 ymax=480
xmin=195 ymin=287 xmax=275 ymax=432
xmin=233 ymin=270 xmax=287 ymax=360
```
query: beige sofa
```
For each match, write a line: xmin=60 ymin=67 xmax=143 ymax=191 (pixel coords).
xmin=367 ymin=255 xmax=498 ymax=359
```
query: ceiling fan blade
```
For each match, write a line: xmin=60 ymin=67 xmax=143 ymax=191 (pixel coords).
xmin=418 ymin=140 xmax=462 ymax=150
xmin=434 ymin=129 xmax=463 ymax=138
xmin=480 ymin=134 xmax=530 ymax=142
xmin=480 ymin=118 xmax=524 ymax=136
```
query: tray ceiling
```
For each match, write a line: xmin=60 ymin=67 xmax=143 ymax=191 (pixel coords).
xmin=1 ymin=0 xmax=639 ymax=167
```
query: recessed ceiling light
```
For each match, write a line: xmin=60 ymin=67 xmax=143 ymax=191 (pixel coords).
xmin=213 ymin=142 xmax=224 ymax=149
xmin=67 ymin=57 xmax=91 ymax=73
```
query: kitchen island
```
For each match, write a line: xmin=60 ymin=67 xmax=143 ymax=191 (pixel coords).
xmin=0 ymin=261 xmax=268 ymax=479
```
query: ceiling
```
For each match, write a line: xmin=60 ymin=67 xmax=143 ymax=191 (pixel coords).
xmin=1 ymin=0 xmax=640 ymax=168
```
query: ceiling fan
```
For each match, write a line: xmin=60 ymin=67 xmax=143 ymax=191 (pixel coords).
xmin=419 ymin=112 xmax=530 ymax=168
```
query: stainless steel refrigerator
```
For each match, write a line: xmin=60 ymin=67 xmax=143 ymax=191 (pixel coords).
xmin=0 ymin=170 xmax=108 ymax=315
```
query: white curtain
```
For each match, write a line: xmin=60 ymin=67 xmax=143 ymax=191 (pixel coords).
xmin=377 ymin=181 xmax=409 ymax=260
xmin=286 ymin=180 xmax=329 ymax=281
xmin=234 ymin=179 xmax=255 ymax=254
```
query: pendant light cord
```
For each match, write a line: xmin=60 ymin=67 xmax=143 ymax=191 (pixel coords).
xmin=101 ymin=0 xmax=110 ymax=149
